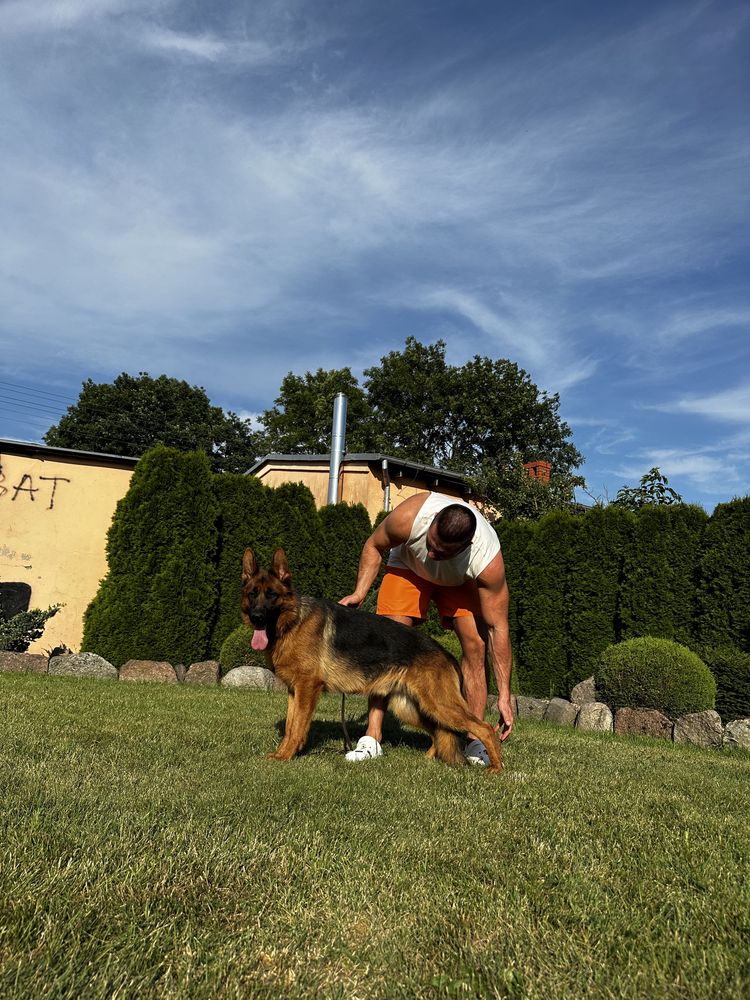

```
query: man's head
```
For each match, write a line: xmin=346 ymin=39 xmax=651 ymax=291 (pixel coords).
xmin=426 ymin=504 xmax=477 ymax=560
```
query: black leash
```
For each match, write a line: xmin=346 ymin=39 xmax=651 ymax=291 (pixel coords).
xmin=341 ymin=694 xmax=353 ymax=751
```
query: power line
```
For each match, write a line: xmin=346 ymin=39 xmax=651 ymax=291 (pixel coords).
xmin=0 ymin=395 xmax=68 ymax=418
xmin=0 ymin=380 xmax=77 ymax=405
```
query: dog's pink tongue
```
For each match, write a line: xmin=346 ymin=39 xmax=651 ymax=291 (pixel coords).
xmin=251 ymin=628 xmax=269 ymax=651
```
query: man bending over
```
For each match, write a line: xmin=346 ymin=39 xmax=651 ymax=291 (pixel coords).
xmin=339 ymin=491 xmax=513 ymax=766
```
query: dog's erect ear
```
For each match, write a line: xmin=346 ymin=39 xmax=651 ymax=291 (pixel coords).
xmin=242 ymin=548 xmax=259 ymax=582
xmin=271 ymin=547 xmax=292 ymax=585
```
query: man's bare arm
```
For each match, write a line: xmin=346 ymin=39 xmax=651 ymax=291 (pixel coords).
xmin=476 ymin=552 xmax=514 ymax=741
xmin=339 ymin=494 xmax=426 ymax=606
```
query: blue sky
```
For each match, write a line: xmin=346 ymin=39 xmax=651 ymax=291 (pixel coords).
xmin=1 ymin=0 xmax=748 ymax=510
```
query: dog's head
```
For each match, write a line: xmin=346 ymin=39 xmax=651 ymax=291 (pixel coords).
xmin=241 ymin=547 xmax=293 ymax=651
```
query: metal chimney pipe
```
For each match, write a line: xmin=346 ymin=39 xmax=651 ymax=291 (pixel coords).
xmin=327 ymin=392 xmax=348 ymax=504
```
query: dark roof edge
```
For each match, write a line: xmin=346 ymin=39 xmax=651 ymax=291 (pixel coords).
xmin=247 ymin=453 xmax=468 ymax=483
xmin=0 ymin=437 xmax=140 ymax=467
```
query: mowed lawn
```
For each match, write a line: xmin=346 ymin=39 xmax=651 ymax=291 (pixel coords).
xmin=1 ymin=674 xmax=749 ymax=999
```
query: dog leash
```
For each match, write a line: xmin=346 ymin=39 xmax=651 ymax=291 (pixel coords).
xmin=340 ymin=694 xmax=353 ymax=752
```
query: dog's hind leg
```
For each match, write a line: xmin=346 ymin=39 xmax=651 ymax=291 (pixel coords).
xmin=408 ymin=666 xmax=503 ymax=773
xmin=267 ymin=681 xmax=323 ymax=760
xmin=390 ymin=692 xmax=440 ymax=758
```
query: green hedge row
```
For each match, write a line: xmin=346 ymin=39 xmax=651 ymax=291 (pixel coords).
xmin=84 ymin=448 xmax=750 ymax=701
xmin=83 ymin=447 xmax=373 ymax=667
xmin=498 ymin=499 xmax=750 ymax=699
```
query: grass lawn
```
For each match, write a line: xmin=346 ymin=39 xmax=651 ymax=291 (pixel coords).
xmin=1 ymin=673 xmax=749 ymax=999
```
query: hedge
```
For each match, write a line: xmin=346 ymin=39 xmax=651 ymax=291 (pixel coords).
xmin=696 ymin=497 xmax=750 ymax=651
xmin=83 ymin=447 xmax=219 ymax=667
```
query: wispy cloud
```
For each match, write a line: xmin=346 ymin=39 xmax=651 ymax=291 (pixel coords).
xmin=658 ymin=382 xmax=750 ymax=423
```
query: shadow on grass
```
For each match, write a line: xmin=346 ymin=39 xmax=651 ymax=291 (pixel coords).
xmin=273 ymin=711 xmax=432 ymax=754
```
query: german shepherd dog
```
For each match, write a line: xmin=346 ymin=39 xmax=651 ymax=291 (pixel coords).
xmin=241 ymin=548 xmax=502 ymax=772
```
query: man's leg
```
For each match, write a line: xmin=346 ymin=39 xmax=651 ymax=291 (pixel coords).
xmin=345 ymin=614 xmax=415 ymax=760
xmin=452 ymin=614 xmax=489 ymax=743
xmin=346 ymin=567 xmax=429 ymax=761
xmin=360 ymin=614 xmax=415 ymax=742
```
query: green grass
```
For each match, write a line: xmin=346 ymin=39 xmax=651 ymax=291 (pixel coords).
xmin=1 ymin=673 xmax=749 ymax=999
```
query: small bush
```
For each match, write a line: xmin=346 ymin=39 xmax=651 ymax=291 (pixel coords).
xmin=219 ymin=625 xmax=268 ymax=676
xmin=0 ymin=606 xmax=61 ymax=652
xmin=594 ymin=637 xmax=716 ymax=718
xmin=691 ymin=645 xmax=750 ymax=722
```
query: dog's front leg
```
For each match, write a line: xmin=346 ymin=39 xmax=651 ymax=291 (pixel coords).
xmin=267 ymin=691 xmax=298 ymax=760
xmin=267 ymin=681 xmax=322 ymax=761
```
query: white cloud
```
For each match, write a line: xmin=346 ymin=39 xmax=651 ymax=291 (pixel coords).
xmin=659 ymin=383 xmax=750 ymax=423
xmin=0 ymin=0 xmax=153 ymax=34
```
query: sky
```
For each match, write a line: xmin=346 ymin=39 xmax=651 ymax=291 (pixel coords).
xmin=0 ymin=0 xmax=748 ymax=511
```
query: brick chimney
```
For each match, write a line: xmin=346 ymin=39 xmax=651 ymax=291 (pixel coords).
xmin=523 ymin=460 xmax=551 ymax=483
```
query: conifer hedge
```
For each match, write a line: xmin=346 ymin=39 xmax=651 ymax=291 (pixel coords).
xmin=567 ymin=506 xmax=632 ymax=684
xmin=696 ymin=497 xmax=750 ymax=651
xmin=210 ymin=473 xmax=269 ymax=657
xmin=84 ymin=453 xmax=374 ymax=665
xmin=318 ymin=503 xmax=373 ymax=601
xmin=516 ymin=512 xmax=575 ymax=698
xmin=83 ymin=447 xmax=219 ymax=667
xmin=619 ymin=505 xmax=707 ymax=644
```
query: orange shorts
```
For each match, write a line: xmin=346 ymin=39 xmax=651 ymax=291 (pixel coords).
xmin=376 ymin=567 xmax=481 ymax=628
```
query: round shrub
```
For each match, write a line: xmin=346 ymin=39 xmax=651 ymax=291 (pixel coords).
xmin=594 ymin=638 xmax=716 ymax=718
xmin=219 ymin=625 xmax=268 ymax=676
xmin=691 ymin=645 xmax=750 ymax=722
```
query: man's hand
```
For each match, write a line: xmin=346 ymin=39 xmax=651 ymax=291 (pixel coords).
xmin=494 ymin=698 xmax=514 ymax=742
xmin=339 ymin=593 xmax=364 ymax=608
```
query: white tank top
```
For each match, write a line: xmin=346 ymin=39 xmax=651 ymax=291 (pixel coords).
xmin=388 ymin=493 xmax=501 ymax=586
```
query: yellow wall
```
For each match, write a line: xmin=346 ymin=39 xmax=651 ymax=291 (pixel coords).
xmin=0 ymin=450 xmax=134 ymax=653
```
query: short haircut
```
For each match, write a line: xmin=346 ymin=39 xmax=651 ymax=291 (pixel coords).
xmin=434 ymin=504 xmax=476 ymax=546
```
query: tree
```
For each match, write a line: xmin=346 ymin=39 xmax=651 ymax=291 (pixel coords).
xmin=260 ymin=337 xmax=585 ymax=517
xmin=611 ymin=467 xmax=683 ymax=509
xmin=257 ymin=368 xmax=374 ymax=455
xmin=45 ymin=373 xmax=260 ymax=474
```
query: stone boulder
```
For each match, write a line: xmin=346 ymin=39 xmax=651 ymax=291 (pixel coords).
xmin=544 ymin=697 xmax=579 ymax=726
xmin=185 ymin=660 xmax=220 ymax=686
xmin=570 ymin=677 xmax=598 ymax=704
xmin=48 ymin=652 xmax=117 ymax=681
xmin=723 ymin=719 xmax=750 ymax=751
xmin=222 ymin=665 xmax=287 ymax=691
xmin=486 ymin=694 xmax=518 ymax=718
xmin=516 ymin=695 xmax=549 ymax=720
xmin=575 ymin=702 xmax=614 ymax=733
xmin=673 ymin=710 xmax=723 ymax=750
xmin=120 ymin=660 xmax=178 ymax=684
xmin=0 ymin=651 xmax=47 ymax=673
xmin=614 ymin=707 xmax=672 ymax=740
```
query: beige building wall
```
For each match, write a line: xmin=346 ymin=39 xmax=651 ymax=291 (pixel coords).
xmin=1 ymin=449 xmax=135 ymax=654
xmin=253 ymin=460 xmax=466 ymax=522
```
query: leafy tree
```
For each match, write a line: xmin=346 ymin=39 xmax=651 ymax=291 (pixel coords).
xmin=45 ymin=373 xmax=260 ymax=474
xmin=259 ymin=337 xmax=584 ymax=518
xmin=611 ymin=467 xmax=683 ymax=509
xmin=257 ymin=368 xmax=374 ymax=455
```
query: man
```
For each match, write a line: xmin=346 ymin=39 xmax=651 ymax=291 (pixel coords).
xmin=339 ymin=491 xmax=514 ymax=765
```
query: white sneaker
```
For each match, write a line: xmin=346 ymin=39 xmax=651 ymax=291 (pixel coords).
xmin=464 ymin=738 xmax=490 ymax=767
xmin=345 ymin=736 xmax=383 ymax=762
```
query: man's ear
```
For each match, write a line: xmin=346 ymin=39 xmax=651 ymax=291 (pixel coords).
xmin=271 ymin=547 xmax=292 ymax=585
xmin=242 ymin=548 xmax=258 ymax=583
